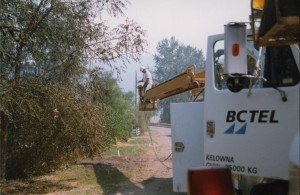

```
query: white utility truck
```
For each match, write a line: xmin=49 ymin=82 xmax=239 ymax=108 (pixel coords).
xmin=139 ymin=0 xmax=299 ymax=194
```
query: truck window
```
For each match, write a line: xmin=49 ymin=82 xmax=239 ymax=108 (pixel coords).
xmin=213 ymin=40 xmax=226 ymax=90
xmin=213 ymin=40 xmax=260 ymax=90
xmin=263 ymin=45 xmax=300 ymax=87
xmin=213 ymin=41 xmax=299 ymax=90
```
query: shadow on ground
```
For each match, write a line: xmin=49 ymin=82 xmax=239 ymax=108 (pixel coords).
xmin=90 ymin=162 xmax=186 ymax=195
xmin=90 ymin=162 xmax=140 ymax=194
xmin=120 ymin=177 xmax=187 ymax=195
xmin=0 ymin=179 xmax=74 ymax=195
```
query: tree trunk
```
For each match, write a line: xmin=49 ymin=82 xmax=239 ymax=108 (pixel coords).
xmin=0 ymin=112 xmax=8 ymax=181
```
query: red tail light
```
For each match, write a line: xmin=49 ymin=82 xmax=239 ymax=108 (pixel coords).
xmin=188 ymin=167 xmax=234 ymax=195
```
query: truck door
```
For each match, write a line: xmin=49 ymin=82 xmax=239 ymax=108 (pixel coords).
xmin=171 ymin=102 xmax=204 ymax=192
xmin=204 ymin=34 xmax=300 ymax=180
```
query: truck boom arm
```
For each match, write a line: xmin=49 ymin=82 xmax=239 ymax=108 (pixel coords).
xmin=138 ymin=68 xmax=205 ymax=111
xmin=251 ymin=0 xmax=300 ymax=46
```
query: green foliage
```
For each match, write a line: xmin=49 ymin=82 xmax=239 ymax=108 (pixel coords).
xmin=0 ymin=0 xmax=145 ymax=179
xmin=134 ymin=108 xmax=153 ymax=135
xmin=1 ymin=72 xmax=135 ymax=179
xmin=89 ymin=70 xmax=135 ymax=141
xmin=153 ymin=37 xmax=205 ymax=123
xmin=0 ymin=0 xmax=147 ymax=82
xmin=1 ymin=81 xmax=106 ymax=178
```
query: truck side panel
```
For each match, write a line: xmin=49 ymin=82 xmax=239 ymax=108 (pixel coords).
xmin=171 ymin=102 xmax=204 ymax=192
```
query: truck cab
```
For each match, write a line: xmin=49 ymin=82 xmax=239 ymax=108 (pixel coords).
xmin=141 ymin=1 xmax=300 ymax=193
xmin=171 ymin=26 xmax=299 ymax=194
xmin=204 ymin=26 xmax=299 ymax=193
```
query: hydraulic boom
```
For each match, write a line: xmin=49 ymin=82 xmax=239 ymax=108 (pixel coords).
xmin=138 ymin=68 xmax=205 ymax=111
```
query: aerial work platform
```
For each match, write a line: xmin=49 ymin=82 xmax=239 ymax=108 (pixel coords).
xmin=138 ymin=68 xmax=205 ymax=111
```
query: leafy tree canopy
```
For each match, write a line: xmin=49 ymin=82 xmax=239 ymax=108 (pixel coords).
xmin=0 ymin=0 xmax=146 ymax=179
xmin=153 ymin=37 xmax=205 ymax=123
xmin=0 ymin=0 xmax=147 ymax=83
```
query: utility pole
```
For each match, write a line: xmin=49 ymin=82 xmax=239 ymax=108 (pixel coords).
xmin=135 ymin=71 xmax=137 ymax=107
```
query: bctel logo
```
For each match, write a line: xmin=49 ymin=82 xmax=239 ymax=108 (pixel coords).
xmin=224 ymin=110 xmax=278 ymax=135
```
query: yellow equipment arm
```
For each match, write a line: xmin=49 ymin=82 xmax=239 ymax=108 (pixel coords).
xmin=251 ymin=0 xmax=300 ymax=46
xmin=138 ymin=68 xmax=205 ymax=111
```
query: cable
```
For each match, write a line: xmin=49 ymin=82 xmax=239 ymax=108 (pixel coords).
xmin=143 ymin=111 xmax=172 ymax=169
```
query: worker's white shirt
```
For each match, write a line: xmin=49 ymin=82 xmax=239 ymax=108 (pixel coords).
xmin=143 ymin=70 xmax=153 ymax=90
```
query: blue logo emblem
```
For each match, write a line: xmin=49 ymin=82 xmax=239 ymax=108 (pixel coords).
xmin=224 ymin=123 xmax=247 ymax=134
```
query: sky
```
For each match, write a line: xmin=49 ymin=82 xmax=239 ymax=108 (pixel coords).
xmin=117 ymin=0 xmax=251 ymax=92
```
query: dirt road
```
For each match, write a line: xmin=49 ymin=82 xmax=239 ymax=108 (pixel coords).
xmin=96 ymin=126 xmax=187 ymax=195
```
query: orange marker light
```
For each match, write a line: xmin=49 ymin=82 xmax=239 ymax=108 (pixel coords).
xmin=188 ymin=167 xmax=234 ymax=195
xmin=232 ymin=44 xmax=240 ymax=56
xmin=252 ymin=0 xmax=265 ymax=10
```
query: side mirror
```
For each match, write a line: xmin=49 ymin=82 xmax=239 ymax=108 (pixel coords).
xmin=224 ymin=23 xmax=248 ymax=93
xmin=224 ymin=23 xmax=247 ymax=76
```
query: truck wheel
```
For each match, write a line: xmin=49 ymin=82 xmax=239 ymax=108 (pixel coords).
xmin=250 ymin=180 xmax=288 ymax=195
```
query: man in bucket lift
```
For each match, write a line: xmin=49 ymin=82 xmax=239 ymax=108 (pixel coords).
xmin=139 ymin=66 xmax=153 ymax=91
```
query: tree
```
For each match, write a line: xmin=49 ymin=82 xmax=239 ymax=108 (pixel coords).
xmin=0 ymin=0 xmax=147 ymax=82
xmin=90 ymin=70 xmax=135 ymax=140
xmin=153 ymin=37 xmax=205 ymax=123
xmin=0 ymin=0 xmax=146 ymax=179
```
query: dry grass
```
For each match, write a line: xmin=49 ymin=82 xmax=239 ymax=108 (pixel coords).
xmin=0 ymin=135 xmax=152 ymax=195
